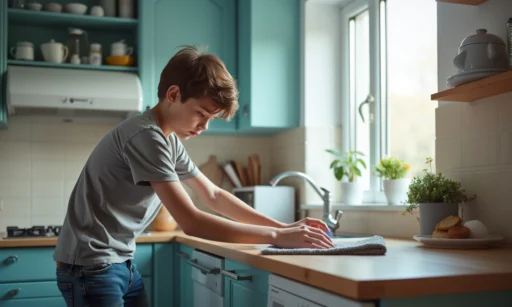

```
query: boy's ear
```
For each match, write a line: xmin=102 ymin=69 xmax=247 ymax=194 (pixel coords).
xmin=166 ymin=85 xmax=181 ymax=103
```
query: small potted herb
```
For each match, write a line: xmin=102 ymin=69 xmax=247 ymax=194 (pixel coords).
xmin=326 ymin=149 xmax=367 ymax=205
xmin=374 ymin=157 xmax=411 ymax=205
xmin=402 ymin=157 xmax=476 ymax=235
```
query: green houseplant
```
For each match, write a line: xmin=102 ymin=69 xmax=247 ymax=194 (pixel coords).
xmin=326 ymin=149 xmax=366 ymax=205
xmin=402 ymin=157 xmax=476 ymax=235
xmin=375 ymin=157 xmax=411 ymax=205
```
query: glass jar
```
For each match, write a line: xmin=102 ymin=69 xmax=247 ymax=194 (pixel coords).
xmin=89 ymin=43 xmax=102 ymax=66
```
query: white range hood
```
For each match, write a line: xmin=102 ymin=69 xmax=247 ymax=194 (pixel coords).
xmin=7 ymin=65 xmax=143 ymax=119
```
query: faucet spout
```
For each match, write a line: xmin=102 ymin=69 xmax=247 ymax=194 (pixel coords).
xmin=269 ymin=171 xmax=342 ymax=233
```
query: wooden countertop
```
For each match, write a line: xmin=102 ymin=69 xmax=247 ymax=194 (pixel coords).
xmin=2 ymin=231 xmax=512 ymax=300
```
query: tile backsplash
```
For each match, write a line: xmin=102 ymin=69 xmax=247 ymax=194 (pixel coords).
xmin=0 ymin=116 xmax=277 ymax=231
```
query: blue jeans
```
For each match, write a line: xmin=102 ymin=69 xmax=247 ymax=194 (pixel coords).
xmin=56 ymin=260 xmax=148 ymax=307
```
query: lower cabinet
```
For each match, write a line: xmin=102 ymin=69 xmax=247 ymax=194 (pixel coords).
xmin=223 ymin=259 xmax=269 ymax=307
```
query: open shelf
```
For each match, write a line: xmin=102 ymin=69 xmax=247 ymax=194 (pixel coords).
xmin=431 ymin=70 xmax=512 ymax=102
xmin=436 ymin=0 xmax=488 ymax=5
xmin=8 ymin=59 xmax=138 ymax=72
xmin=8 ymin=8 xmax=138 ymax=30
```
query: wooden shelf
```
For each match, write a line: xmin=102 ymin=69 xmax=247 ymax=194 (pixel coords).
xmin=436 ymin=0 xmax=488 ymax=5
xmin=8 ymin=8 xmax=138 ymax=30
xmin=431 ymin=70 xmax=512 ymax=102
xmin=8 ymin=60 xmax=138 ymax=72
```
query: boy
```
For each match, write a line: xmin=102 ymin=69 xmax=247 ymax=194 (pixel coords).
xmin=53 ymin=45 xmax=334 ymax=306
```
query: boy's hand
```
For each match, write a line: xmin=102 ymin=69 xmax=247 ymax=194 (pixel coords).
xmin=272 ymin=225 xmax=335 ymax=249
xmin=284 ymin=217 xmax=330 ymax=233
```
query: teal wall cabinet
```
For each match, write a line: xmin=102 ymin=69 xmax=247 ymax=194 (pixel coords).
xmin=0 ymin=0 xmax=8 ymax=129
xmin=237 ymin=0 xmax=301 ymax=134
xmin=139 ymin=0 xmax=237 ymax=134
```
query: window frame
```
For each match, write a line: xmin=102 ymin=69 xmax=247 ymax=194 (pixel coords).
xmin=340 ymin=0 xmax=388 ymax=204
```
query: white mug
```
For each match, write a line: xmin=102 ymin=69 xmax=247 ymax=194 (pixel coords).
xmin=111 ymin=40 xmax=133 ymax=56
xmin=10 ymin=42 xmax=34 ymax=61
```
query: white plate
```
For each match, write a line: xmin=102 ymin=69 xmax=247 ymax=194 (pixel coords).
xmin=446 ymin=68 xmax=506 ymax=88
xmin=413 ymin=234 xmax=504 ymax=249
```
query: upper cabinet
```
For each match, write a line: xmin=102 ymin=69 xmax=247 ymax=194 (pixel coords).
xmin=237 ymin=0 xmax=301 ymax=134
xmin=436 ymin=0 xmax=488 ymax=5
xmin=139 ymin=0 xmax=237 ymax=134
xmin=0 ymin=1 xmax=7 ymax=129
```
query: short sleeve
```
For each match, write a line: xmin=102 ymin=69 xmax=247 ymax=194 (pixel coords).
xmin=172 ymin=134 xmax=199 ymax=180
xmin=122 ymin=130 xmax=179 ymax=185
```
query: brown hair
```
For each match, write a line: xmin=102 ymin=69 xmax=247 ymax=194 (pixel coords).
xmin=157 ymin=45 xmax=239 ymax=120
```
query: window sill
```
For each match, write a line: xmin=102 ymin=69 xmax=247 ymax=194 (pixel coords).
xmin=299 ymin=203 xmax=408 ymax=212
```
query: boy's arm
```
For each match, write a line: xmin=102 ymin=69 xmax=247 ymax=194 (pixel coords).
xmin=150 ymin=180 xmax=334 ymax=248
xmin=182 ymin=172 xmax=330 ymax=232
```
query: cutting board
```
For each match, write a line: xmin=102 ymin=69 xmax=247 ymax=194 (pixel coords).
xmin=199 ymin=155 xmax=223 ymax=186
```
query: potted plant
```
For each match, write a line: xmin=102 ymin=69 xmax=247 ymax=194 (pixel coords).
xmin=326 ymin=149 xmax=367 ymax=205
xmin=374 ymin=157 xmax=411 ymax=205
xmin=402 ymin=157 xmax=476 ymax=235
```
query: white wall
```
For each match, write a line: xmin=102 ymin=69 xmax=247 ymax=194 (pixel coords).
xmin=436 ymin=0 xmax=512 ymax=243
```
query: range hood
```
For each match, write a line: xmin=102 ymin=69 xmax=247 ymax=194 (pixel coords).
xmin=7 ymin=65 xmax=143 ymax=119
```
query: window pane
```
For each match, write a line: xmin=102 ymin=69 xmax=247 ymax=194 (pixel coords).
xmin=353 ymin=10 xmax=370 ymax=190
xmin=387 ymin=0 xmax=437 ymax=176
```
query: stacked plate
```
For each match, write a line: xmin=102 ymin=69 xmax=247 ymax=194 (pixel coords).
xmin=446 ymin=68 xmax=507 ymax=88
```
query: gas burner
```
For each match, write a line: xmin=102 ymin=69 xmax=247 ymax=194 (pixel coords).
xmin=4 ymin=226 xmax=62 ymax=239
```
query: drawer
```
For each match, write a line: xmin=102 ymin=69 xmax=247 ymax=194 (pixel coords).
xmin=134 ymin=244 xmax=153 ymax=277
xmin=0 ymin=281 xmax=61 ymax=299
xmin=0 ymin=247 xmax=56 ymax=282
xmin=0 ymin=297 xmax=66 ymax=307
xmin=224 ymin=259 xmax=269 ymax=294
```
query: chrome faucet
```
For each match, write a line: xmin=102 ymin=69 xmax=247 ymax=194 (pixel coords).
xmin=269 ymin=171 xmax=343 ymax=234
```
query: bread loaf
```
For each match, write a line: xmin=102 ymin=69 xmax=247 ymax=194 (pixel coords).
xmin=435 ymin=215 xmax=462 ymax=231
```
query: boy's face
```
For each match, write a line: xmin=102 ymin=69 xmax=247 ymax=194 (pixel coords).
xmin=165 ymin=86 xmax=220 ymax=140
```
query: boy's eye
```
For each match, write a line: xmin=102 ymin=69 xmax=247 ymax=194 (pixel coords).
xmin=197 ymin=111 xmax=205 ymax=118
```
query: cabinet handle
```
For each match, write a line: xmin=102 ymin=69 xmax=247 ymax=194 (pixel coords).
xmin=4 ymin=255 xmax=18 ymax=264
xmin=242 ymin=104 xmax=249 ymax=117
xmin=176 ymin=252 xmax=189 ymax=259
xmin=187 ymin=259 xmax=220 ymax=275
xmin=7 ymin=288 xmax=20 ymax=297
xmin=221 ymin=269 xmax=253 ymax=281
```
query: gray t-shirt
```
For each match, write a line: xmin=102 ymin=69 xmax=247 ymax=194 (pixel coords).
xmin=53 ymin=109 xmax=198 ymax=266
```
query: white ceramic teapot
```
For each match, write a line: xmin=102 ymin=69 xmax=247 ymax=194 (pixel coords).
xmin=41 ymin=39 xmax=69 ymax=63
xmin=453 ymin=29 xmax=509 ymax=73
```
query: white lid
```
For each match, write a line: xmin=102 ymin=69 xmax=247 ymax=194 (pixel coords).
xmin=17 ymin=41 xmax=33 ymax=47
xmin=90 ymin=43 xmax=101 ymax=50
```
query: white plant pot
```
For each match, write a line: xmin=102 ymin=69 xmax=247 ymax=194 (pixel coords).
xmin=342 ymin=181 xmax=363 ymax=205
xmin=383 ymin=178 xmax=410 ymax=205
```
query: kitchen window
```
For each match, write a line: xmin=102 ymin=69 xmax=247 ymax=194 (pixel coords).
xmin=341 ymin=0 xmax=437 ymax=203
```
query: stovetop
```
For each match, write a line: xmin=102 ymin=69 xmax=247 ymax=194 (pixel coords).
xmin=3 ymin=226 xmax=62 ymax=239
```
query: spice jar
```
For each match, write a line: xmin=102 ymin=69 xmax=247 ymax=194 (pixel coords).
xmin=89 ymin=43 xmax=102 ymax=66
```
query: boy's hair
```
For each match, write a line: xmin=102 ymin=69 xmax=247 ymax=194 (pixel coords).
xmin=157 ymin=45 xmax=239 ymax=120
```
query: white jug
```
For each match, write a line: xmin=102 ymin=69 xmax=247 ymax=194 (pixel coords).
xmin=41 ymin=39 xmax=69 ymax=63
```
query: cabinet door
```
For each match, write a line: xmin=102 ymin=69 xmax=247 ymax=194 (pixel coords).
xmin=0 ymin=0 xmax=8 ymax=129
xmin=152 ymin=243 xmax=175 ymax=307
xmin=139 ymin=0 xmax=237 ymax=133
xmin=175 ymin=244 xmax=194 ymax=307
xmin=223 ymin=259 xmax=269 ymax=307
xmin=237 ymin=0 xmax=301 ymax=134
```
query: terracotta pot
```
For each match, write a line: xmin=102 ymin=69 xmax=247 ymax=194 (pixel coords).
xmin=150 ymin=206 xmax=177 ymax=232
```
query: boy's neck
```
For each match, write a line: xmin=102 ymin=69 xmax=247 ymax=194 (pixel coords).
xmin=151 ymin=104 xmax=173 ymax=137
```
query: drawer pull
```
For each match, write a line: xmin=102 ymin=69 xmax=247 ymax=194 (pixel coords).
xmin=176 ymin=252 xmax=189 ymax=259
xmin=221 ymin=269 xmax=253 ymax=281
xmin=7 ymin=288 xmax=20 ymax=297
xmin=187 ymin=259 xmax=220 ymax=275
xmin=4 ymin=255 xmax=18 ymax=264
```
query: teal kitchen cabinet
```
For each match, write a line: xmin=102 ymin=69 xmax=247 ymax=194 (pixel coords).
xmin=0 ymin=0 xmax=7 ymax=129
xmin=152 ymin=243 xmax=176 ymax=307
xmin=138 ymin=0 xmax=237 ymax=133
xmin=237 ymin=0 xmax=301 ymax=134
xmin=174 ymin=244 xmax=195 ymax=307
xmin=223 ymin=258 xmax=269 ymax=307
xmin=0 ymin=244 xmax=153 ymax=306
